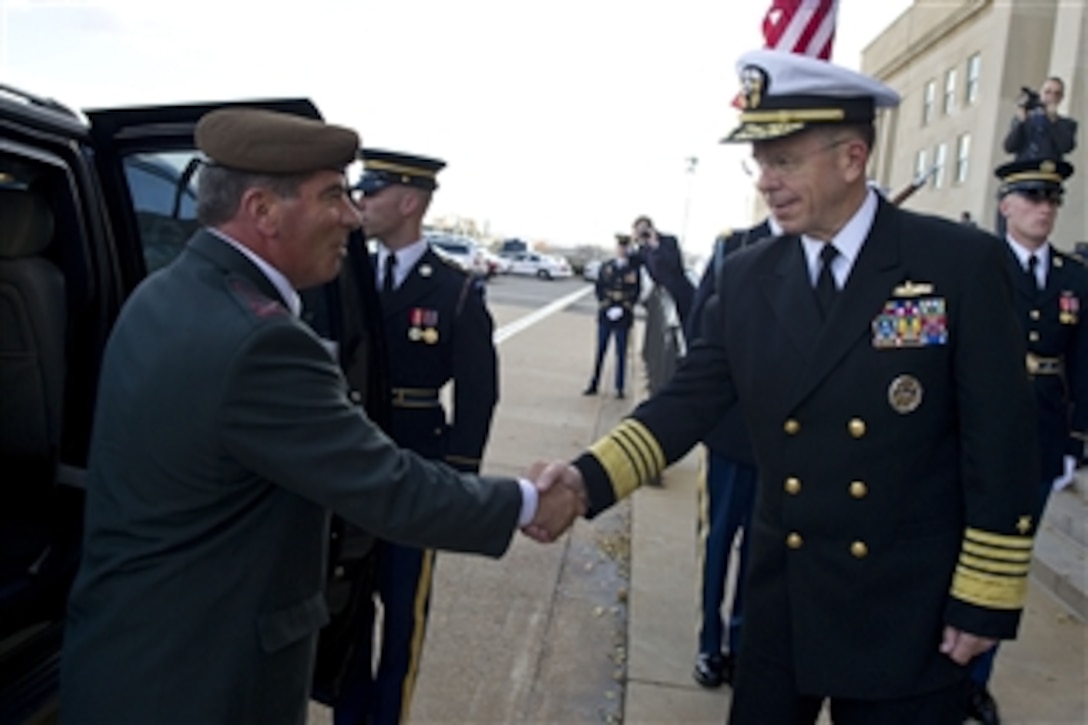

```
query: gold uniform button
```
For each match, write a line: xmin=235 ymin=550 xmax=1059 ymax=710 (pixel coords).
xmin=349 ymin=390 xmax=362 ymax=403
xmin=848 ymin=418 xmax=866 ymax=438
xmin=787 ymin=532 xmax=803 ymax=549
xmin=784 ymin=419 xmax=801 ymax=435
xmin=785 ymin=477 xmax=802 ymax=495
xmin=850 ymin=541 xmax=868 ymax=558
xmin=1030 ymin=309 xmax=1041 ymax=320
xmin=849 ymin=481 xmax=868 ymax=498
xmin=334 ymin=565 xmax=346 ymax=579
xmin=1029 ymin=331 xmax=1040 ymax=342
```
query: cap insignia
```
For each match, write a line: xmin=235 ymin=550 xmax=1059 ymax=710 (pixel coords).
xmin=740 ymin=65 xmax=768 ymax=110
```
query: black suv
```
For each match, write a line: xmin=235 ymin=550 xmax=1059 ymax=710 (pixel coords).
xmin=0 ymin=86 xmax=371 ymax=722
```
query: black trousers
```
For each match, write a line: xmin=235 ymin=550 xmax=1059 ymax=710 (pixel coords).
xmin=729 ymin=649 xmax=968 ymax=725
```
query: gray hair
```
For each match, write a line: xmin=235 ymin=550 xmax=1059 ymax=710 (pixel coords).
xmin=196 ymin=164 xmax=310 ymax=226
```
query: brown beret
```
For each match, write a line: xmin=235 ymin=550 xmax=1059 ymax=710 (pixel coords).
xmin=195 ymin=108 xmax=359 ymax=174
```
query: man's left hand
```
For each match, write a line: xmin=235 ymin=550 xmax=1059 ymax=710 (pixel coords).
xmin=939 ymin=626 xmax=996 ymax=665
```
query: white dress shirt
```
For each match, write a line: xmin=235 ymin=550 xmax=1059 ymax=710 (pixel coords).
xmin=376 ymin=239 xmax=428 ymax=291
xmin=799 ymin=188 xmax=879 ymax=289
xmin=1005 ymin=235 xmax=1050 ymax=290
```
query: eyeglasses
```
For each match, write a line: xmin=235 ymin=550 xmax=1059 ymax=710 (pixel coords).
xmin=1014 ymin=189 xmax=1064 ymax=206
xmin=750 ymin=138 xmax=849 ymax=176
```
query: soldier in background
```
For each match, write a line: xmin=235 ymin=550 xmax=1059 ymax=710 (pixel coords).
xmin=583 ymin=234 xmax=641 ymax=399
xmin=301 ymin=222 xmax=393 ymax=707
xmin=685 ymin=216 xmax=776 ymax=689
xmin=966 ymin=158 xmax=1087 ymax=725
xmin=338 ymin=149 xmax=500 ymax=725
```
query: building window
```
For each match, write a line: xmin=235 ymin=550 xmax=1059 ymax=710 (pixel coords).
xmin=944 ymin=69 xmax=957 ymax=114
xmin=915 ymin=148 xmax=928 ymax=185
xmin=923 ymin=80 xmax=936 ymax=124
xmin=955 ymin=133 xmax=971 ymax=184
xmin=932 ymin=143 xmax=947 ymax=189
xmin=966 ymin=53 xmax=981 ymax=105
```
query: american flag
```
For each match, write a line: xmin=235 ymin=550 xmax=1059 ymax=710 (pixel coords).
xmin=762 ymin=0 xmax=839 ymax=60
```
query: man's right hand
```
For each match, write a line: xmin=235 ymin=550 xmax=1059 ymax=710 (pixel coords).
xmin=521 ymin=461 xmax=588 ymax=543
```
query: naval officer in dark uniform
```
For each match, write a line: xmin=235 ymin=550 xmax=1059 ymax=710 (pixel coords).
xmin=532 ymin=50 xmax=1039 ymax=724
xmin=337 ymin=149 xmax=499 ymax=725
xmin=584 ymin=235 xmax=642 ymax=398
xmin=966 ymin=157 xmax=1087 ymax=725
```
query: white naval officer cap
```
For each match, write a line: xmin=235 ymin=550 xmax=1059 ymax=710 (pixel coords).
xmin=722 ymin=49 xmax=901 ymax=143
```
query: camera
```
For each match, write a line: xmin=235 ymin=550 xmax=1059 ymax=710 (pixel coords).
xmin=637 ymin=230 xmax=651 ymax=242
xmin=1018 ymin=86 xmax=1043 ymax=111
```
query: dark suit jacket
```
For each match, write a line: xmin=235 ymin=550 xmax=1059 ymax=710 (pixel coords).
xmin=1007 ymin=245 xmax=1088 ymax=480
xmin=575 ymin=199 xmax=1039 ymax=698
xmin=379 ymin=247 xmax=497 ymax=473
xmin=633 ymin=233 xmax=694 ymax=328
xmin=686 ymin=221 xmax=773 ymax=466
xmin=60 ymin=230 xmax=521 ymax=724
xmin=1003 ymin=112 xmax=1077 ymax=160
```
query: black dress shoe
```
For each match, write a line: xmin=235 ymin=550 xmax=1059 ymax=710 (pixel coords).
xmin=693 ymin=653 xmax=724 ymax=688
xmin=582 ymin=386 xmax=597 ymax=396
xmin=966 ymin=682 xmax=1001 ymax=725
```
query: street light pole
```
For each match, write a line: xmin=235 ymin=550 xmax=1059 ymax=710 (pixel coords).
xmin=681 ymin=156 xmax=699 ymax=247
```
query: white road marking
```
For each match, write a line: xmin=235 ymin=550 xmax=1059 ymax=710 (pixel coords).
xmin=493 ymin=285 xmax=594 ymax=345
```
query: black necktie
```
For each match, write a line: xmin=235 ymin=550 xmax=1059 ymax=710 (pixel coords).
xmin=815 ymin=244 xmax=840 ymax=319
xmin=382 ymin=253 xmax=397 ymax=296
xmin=1026 ymin=254 xmax=1040 ymax=292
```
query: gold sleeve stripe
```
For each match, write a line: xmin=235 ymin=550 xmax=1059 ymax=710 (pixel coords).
xmin=588 ymin=419 xmax=665 ymax=501
xmin=962 ymin=540 xmax=1033 ymax=563
xmin=958 ymin=553 xmax=1031 ymax=576
xmin=445 ymin=455 xmax=481 ymax=465
xmin=951 ymin=565 xmax=1028 ymax=610
xmin=624 ymin=419 xmax=666 ymax=471
xmin=965 ymin=528 xmax=1034 ymax=550
xmin=611 ymin=429 xmax=653 ymax=483
xmin=1072 ymin=431 xmax=1088 ymax=442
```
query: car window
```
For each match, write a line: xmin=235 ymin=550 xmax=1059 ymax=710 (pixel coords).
xmin=122 ymin=151 xmax=201 ymax=273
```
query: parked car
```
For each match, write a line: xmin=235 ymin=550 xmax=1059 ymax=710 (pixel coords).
xmin=507 ymin=251 xmax=573 ymax=280
xmin=583 ymin=259 xmax=602 ymax=281
xmin=480 ymin=248 xmax=511 ymax=275
xmin=0 ymin=85 xmax=377 ymax=721
xmin=427 ymin=234 xmax=490 ymax=277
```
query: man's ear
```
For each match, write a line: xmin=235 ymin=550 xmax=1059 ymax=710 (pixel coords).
xmin=241 ymin=187 xmax=280 ymax=235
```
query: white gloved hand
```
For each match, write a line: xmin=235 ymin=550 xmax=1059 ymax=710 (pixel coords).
xmin=606 ymin=306 xmax=624 ymax=322
xmin=1052 ymin=455 xmax=1078 ymax=492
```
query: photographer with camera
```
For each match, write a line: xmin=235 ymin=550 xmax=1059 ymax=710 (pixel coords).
xmin=629 ymin=215 xmax=695 ymax=331
xmin=1003 ymin=77 xmax=1078 ymax=162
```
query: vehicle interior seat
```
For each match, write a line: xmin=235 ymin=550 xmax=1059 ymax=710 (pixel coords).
xmin=0 ymin=184 xmax=68 ymax=639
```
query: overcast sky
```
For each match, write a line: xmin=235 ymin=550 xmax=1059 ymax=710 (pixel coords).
xmin=2 ymin=0 xmax=912 ymax=257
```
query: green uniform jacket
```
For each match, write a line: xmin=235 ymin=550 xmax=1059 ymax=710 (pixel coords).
xmin=575 ymin=199 xmax=1039 ymax=699
xmin=60 ymin=231 xmax=521 ymax=724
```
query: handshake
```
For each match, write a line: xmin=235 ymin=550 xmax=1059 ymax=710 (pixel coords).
xmin=520 ymin=461 xmax=589 ymax=543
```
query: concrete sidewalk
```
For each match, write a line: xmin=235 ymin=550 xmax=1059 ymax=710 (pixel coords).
xmin=311 ymin=299 xmax=1086 ymax=724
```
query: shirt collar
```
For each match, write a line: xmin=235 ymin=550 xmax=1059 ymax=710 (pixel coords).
xmin=799 ymin=188 xmax=878 ymax=286
xmin=208 ymin=228 xmax=301 ymax=317
xmin=378 ymin=238 xmax=428 ymax=288
xmin=1004 ymin=235 xmax=1050 ymax=269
